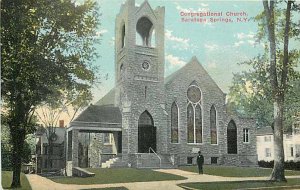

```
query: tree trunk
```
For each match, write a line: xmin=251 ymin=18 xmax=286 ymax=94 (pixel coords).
xmin=10 ymin=128 xmax=25 ymax=188
xmin=270 ymin=96 xmax=287 ymax=181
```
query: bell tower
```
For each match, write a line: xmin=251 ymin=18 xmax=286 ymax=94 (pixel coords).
xmin=114 ymin=0 xmax=167 ymax=158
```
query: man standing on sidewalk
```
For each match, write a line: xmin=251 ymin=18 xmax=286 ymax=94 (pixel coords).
xmin=197 ymin=151 xmax=204 ymax=174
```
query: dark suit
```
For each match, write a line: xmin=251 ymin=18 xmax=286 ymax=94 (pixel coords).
xmin=197 ymin=154 xmax=204 ymax=174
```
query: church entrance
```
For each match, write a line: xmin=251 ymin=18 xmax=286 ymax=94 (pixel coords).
xmin=138 ymin=111 xmax=156 ymax=153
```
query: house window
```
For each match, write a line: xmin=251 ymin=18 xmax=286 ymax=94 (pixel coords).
xmin=104 ymin=133 xmax=112 ymax=144
xmin=243 ymin=128 xmax=249 ymax=143
xmin=187 ymin=157 xmax=193 ymax=165
xmin=187 ymin=85 xmax=202 ymax=144
xmin=171 ymin=102 xmax=179 ymax=143
xmin=211 ymin=157 xmax=218 ymax=164
xmin=43 ymin=145 xmax=48 ymax=155
xmin=264 ymin=136 xmax=272 ymax=142
xmin=291 ymin=147 xmax=294 ymax=157
xmin=265 ymin=148 xmax=271 ymax=157
xmin=210 ymin=106 xmax=217 ymax=144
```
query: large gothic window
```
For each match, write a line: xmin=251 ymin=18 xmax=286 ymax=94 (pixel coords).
xmin=136 ymin=17 xmax=154 ymax=47
xmin=227 ymin=120 xmax=237 ymax=154
xmin=187 ymin=85 xmax=202 ymax=143
xmin=210 ymin=105 xmax=217 ymax=144
xmin=171 ymin=102 xmax=179 ymax=143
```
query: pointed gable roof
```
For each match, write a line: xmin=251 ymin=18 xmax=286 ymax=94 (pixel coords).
xmin=74 ymin=105 xmax=121 ymax=124
xmin=95 ymin=87 xmax=116 ymax=106
xmin=165 ymin=56 xmax=224 ymax=94
xmin=135 ymin=0 xmax=157 ymax=20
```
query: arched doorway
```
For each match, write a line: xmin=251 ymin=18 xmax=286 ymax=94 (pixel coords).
xmin=227 ymin=120 xmax=237 ymax=154
xmin=138 ymin=111 xmax=156 ymax=153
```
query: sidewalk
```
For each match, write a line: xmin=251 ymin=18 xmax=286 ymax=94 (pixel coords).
xmin=26 ymin=169 xmax=300 ymax=190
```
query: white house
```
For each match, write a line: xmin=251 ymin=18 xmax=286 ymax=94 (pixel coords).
xmin=256 ymin=121 xmax=300 ymax=162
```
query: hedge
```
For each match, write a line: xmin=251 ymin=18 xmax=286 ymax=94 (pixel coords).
xmin=258 ymin=160 xmax=300 ymax=170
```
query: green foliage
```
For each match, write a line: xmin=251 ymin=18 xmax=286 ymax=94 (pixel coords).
xmin=228 ymin=54 xmax=300 ymax=131
xmin=179 ymin=166 xmax=300 ymax=177
xmin=51 ymin=168 xmax=186 ymax=184
xmin=228 ymin=1 xmax=300 ymax=131
xmin=1 ymin=171 xmax=32 ymax=190
xmin=179 ymin=179 xmax=300 ymax=190
xmin=1 ymin=0 xmax=101 ymax=187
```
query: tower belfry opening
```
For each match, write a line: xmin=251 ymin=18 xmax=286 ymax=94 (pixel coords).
xmin=136 ymin=17 xmax=154 ymax=47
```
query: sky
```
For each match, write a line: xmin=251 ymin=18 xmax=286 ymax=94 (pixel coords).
xmin=86 ymin=0 xmax=299 ymax=102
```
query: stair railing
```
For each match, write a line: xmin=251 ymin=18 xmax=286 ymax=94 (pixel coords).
xmin=149 ymin=147 xmax=161 ymax=168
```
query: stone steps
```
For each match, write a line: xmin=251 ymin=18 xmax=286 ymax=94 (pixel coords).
xmin=137 ymin=153 xmax=177 ymax=169
xmin=102 ymin=157 xmax=127 ymax=168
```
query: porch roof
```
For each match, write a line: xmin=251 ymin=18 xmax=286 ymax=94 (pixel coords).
xmin=69 ymin=105 xmax=122 ymax=132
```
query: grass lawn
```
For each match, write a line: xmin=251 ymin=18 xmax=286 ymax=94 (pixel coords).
xmin=51 ymin=168 xmax=187 ymax=185
xmin=1 ymin=171 xmax=32 ymax=190
xmin=179 ymin=165 xmax=300 ymax=177
xmin=80 ymin=187 xmax=128 ymax=190
xmin=178 ymin=178 xmax=300 ymax=190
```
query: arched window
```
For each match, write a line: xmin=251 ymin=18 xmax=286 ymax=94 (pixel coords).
xmin=121 ymin=24 xmax=125 ymax=48
xmin=186 ymin=84 xmax=202 ymax=144
xmin=227 ymin=120 xmax=237 ymax=154
xmin=187 ymin=103 xmax=194 ymax=143
xmin=195 ymin=105 xmax=202 ymax=143
xmin=210 ymin=106 xmax=217 ymax=144
xmin=136 ymin=17 xmax=154 ymax=47
xmin=171 ymin=102 xmax=179 ymax=143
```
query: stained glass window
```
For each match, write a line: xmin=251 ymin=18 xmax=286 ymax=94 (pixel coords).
xmin=187 ymin=86 xmax=201 ymax=103
xmin=171 ymin=102 xmax=179 ymax=143
xmin=195 ymin=105 xmax=202 ymax=143
xmin=210 ymin=106 xmax=217 ymax=144
xmin=187 ymin=103 xmax=194 ymax=143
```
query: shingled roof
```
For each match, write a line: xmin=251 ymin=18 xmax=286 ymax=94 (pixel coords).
xmin=256 ymin=126 xmax=273 ymax=135
xmin=74 ymin=105 xmax=121 ymax=124
xmin=95 ymin=88 xmax=116 ymax=106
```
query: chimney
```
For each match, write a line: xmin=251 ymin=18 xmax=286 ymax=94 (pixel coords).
xmin=59 ymin=120 xmax=64 ymax=128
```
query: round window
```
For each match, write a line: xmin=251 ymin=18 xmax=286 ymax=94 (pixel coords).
xmin=142 ymin=61 xmax=150 ymax=70
xmin=187 ymin=86 xmax=201 ymax=103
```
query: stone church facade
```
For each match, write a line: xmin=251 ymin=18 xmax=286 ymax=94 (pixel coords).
xmin=66 ymin=0 xmax=257 ymax=171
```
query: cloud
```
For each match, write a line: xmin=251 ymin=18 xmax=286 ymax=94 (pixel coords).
xmin=235 ymin=32 xmax=255 ymax=40
xmin=175 ymin=2 xmax=209 ymax=13
xmin=200 ymin=3 xmax=209 ymax=7
xmin=96 ymin=29 xmax=108 ymax=35
xmin=165 ymin=30 xmax=191 ymax=50
xmin=165 ymin=54 xmax=186 ymax=67
xmin=234 ymin=32 xmax=260 ymax=47
xmin=109 ymin=37 xmax=115 ymax=47
xmin=204 ymin=43 xmax=219 ymax=51
xmin=94 ymin=29 xmax=108 ymax=39
xmin=207 ymin=61 xmax=217 ymax=69
xmin=234 ymin=40 xmax=245 ymax=47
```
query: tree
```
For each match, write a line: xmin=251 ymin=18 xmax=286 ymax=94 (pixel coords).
xmin=229 ymin=0 xmax=300 ymax=182
xmin=262 ymin=0 xmax=297 ymax=181
xmin=229 ymin=55 xmax=300 ymax=132
xmin=1 ymin=0 xmax=100 ymax=187
xmin=1 ymin=125 xmax=35 ymax=170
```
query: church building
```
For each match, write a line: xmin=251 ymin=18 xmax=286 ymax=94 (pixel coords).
xmin=66 ymin=0 xmax=257 ymax=171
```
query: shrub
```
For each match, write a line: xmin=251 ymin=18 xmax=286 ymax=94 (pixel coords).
xmin=258 ymin=160 xmax=300 ymax=170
